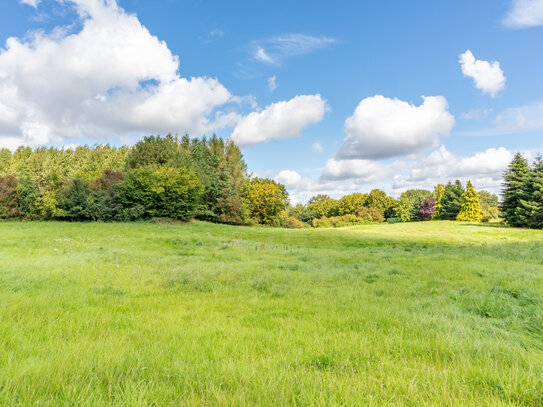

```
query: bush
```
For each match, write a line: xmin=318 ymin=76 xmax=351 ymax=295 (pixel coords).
xmin=61 ymin=178 xmax=92 ymax=221
xmin=87 ymin=170 xmax=125 ymax=221
xmin=355 ymin=206 xmax=385 ymax=223
xmin=118 ymin=166 xmax=203 ymax=221
xmin=313 ymin=214 xmax=366 ymax=228
xmin=0 ymin=176 xmax=20 ymax=218
xmin=285 ymin=216 xmax=304 ymax=229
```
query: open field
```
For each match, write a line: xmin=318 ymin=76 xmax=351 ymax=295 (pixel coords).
xmin=1 ymin=221 xmax=543 ymax=406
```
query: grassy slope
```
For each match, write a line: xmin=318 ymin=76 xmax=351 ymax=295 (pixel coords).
xmin=0 ymin=221 xmax=542 ymax=406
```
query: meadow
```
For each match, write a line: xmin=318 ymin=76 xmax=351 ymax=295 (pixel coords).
xmin=0 ymin=221 xmax=542 ymax=406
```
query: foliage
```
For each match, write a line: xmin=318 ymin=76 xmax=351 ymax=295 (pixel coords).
xmin=478 ymin=190 xmax=499 ymax=219
xmin=441 ymin=180 xmax=464 ymax=220
xmin=338 ymin=193 xmax=367 ymax=215
xmin=0 ymin=176 xmax=20 ymax=218
xmin=243 ymin=178 xmax=288 ymax=225
xmin=395 ymin=196 xmax=413 ymax=222
xmin=516 ymin=158 xmax=543 ymax=229
xmin=418 ymin=198 xmax=436 ymax=221
xmin=365 ymin=189 xmax=389 ymax=216
xmin=433 ymin=184 xmax=445 ymax=220
xmin=35 ymin=190 xmax=64 ymax=219
xmin=502 ymin=153 xmax=530 ymax=227
xmin=284 ymin=216 xmax=304 ymax=229
xmin=457 ymin=180 xmax=484 ymax=222
xmin=307 ymin=196 xmax=339 ymax=219
xmin=313 ymin=214 xmax=366 ymax=228
xmin=355 ymin=206 xmax=385 ymax=222
xmin=61 ymin=178 xmax=92 ymax=221
xmin=118 ymin=166 xmax=203 ymax=221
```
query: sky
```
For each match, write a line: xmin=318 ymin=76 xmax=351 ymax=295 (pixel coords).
xmin=1 ymin=0 xmax=542 ymax=203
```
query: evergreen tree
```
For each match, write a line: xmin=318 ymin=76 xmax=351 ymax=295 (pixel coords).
xmin=457 ymin=180 xmax=484 ymax=222
xmin=441 ymin=180 xmax=464 ymax=220
xmin=501 ymin=153 xmax=529 ymax=227
xmin=433 ymin=184 xmax=445 ymax=219
xmin=516 ymin=158 xmax=543 ymax=229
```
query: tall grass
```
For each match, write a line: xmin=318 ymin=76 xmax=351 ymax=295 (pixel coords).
xmin=0 ymin=221 xmax=542 ymax=405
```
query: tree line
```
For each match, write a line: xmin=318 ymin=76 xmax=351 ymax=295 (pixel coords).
xmin=0 ymin=135 xmax=539 ymax=229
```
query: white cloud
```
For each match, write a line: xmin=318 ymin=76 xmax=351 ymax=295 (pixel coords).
xmin=19 ymin=0 xmax=41 ymax=7
xmin=230 ymin=94 xmax=328 ymax=146
xmin=0 ymin=0 xmax=237 ymax=148
xmin=275 ymin=170 xmax=303 ymax=189
xmin=392 ymin=146 xmax=513 ymax=193
xmin=503 ymin=0 xmax=543 ymax=28
xmin=254 ymin=47 xmax=275 ymax=64
xmin=460 ymin=108 xmax=493 ymax=120
xmin=335 ymin=95 xmax=454 ymax=160
xmin=321 ymin=158 xmax=387 ymax=182
xmin=459 ymin=50 xmax=506 ymax=97
xmin=311 ymin=141 xmax=323 ymax=153
xmin=268 ymin=75 xmax=277 ymax=92
xmin=251 ymin=34 xmax=336 ymax=65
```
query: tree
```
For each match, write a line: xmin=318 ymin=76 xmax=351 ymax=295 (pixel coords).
xmin=338 ymin=193 xmax=367 ymax=215
xmin=62 ymin=178 xmax=92 ymax=221
xmin=516 ymin=158 xmax=543 ymax=229
xmin=418 ymin=198 xmax=436 ymax=221
xmin=307 ymin=197 xmax=339 ymax=218
xmin=441 ymin=180 xmax=464 ymax=220
xmin=395 ymin=196 xmax=413 ymax=222
xmin=125 ymin=134 xmax=179 ymax=169
xmin=433 ymin=184 xmax=445 ymax=219
xmin=399 ymin=189 xmax=432 ymax=220
xmin=502 ymin=153 xmax=530 ymax=227
xmin=478 ymin=190 xmax=499 ymax=220
xmin=457 ymin=180 xmax=484 ymax=222
xmin=365 ymin=189 xmax=389 ymax=216
xmin=243 ymin=178 xmax=288 ymax=225
xmin=118 ymin=166 xmax=203 ymax=221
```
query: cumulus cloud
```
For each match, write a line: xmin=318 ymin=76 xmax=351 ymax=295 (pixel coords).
xmin=334 ymin=95 xmax=454 ymax=161
xmin=275 ymin=170 xmax=303 ymax=189
xmin=230 ymin=94 xmax=328 ymax=146
xmin=321 ymin=158 xmax=387 ymax=182
xmin=392 ymin=145 xmax=513 ymax=193
xmin=459 ymin=50 xmax=506 ymax=97
xmin=503 ymin=0 xmax=543 ymax=28
xmin=0 ymin=0 xmax=237 ymax=148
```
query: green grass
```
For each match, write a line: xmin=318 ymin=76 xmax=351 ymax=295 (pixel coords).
xmin=0 ymin=220 xmax=542 ymax=406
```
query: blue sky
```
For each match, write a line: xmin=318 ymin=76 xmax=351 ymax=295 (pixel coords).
xmin=1 ymin=0 xmax=542 ymax=202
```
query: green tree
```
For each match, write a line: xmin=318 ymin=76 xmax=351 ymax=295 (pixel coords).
xmin=399 ymin=189 xmax=432 ymax=220
xmin=441 ymin=180 xmax=464 ymax=220
xmin=516 ymin=158 xmax=543 ymax=229
xmin=338 ymin=193 xmax=367 ymax=215
xmin=501 ymin=153 xmax=530 ymax=227
xmin=395 ymin=196 xmax=413 ymax=222
xmin=365 ymin=189 xmax=388 ymax=216
xmin=244 ymin=178 xmax=288 ymax=225
xmin=433 ymin=184 xmax=445 ymax=220
xmin=118 ymin=166 xmax=203 ymax=221
xmin=457 ymin=180 xmax=484 ymax=222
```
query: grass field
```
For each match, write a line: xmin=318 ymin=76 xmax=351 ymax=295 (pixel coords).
xmin=1 ymin=221 xmax=543 ymax=406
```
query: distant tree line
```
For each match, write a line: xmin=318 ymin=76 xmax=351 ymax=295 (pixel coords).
xmin=284 ymin=179 xmax=496 ymax=228
xmin=0 ymin=135 xmax=249 ymax=224
xmin=2 ymin=136 xmax=538 ymax=229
